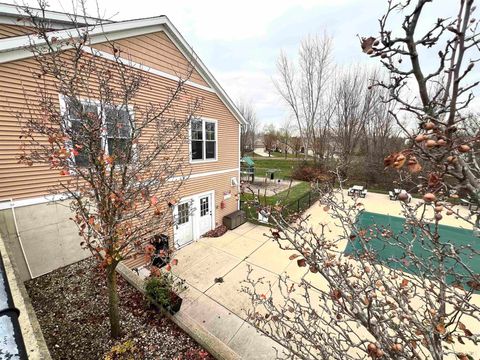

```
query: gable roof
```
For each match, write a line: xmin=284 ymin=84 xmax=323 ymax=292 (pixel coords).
xmin=0 ymin=13 xmax=247 ymax=125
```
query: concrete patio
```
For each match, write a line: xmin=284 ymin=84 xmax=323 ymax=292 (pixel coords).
xmin=171 ymin=221 xmax=287 ymax=359
xmin=136 ymin=191 xmax=478 ymax=359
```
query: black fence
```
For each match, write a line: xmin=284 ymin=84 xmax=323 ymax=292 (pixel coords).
xmin=240 ymin=190 xmax=319 ymax=224
xmin=282 ymin=191 xmax=319 ymax=217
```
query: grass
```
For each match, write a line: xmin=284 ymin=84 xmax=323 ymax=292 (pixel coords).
xmin=241 ymin=181 xmax=311 ymax=205
xmin=245 ymin=151 xmax=309 ymax=159
xmin=251 ymin=158 xmax=313 ymax=179
xmin=240 ymin=181 xmax=313 ymax=222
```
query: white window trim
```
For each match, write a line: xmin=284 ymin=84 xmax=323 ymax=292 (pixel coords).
xmin=189 ymin=117 xmax=218 ymax=164
xmin=58 ymin=94 xmax=135 ymax=169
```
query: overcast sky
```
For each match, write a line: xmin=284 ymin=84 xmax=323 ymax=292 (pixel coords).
xmin=7 ymin=0 xmax=471 ymax=128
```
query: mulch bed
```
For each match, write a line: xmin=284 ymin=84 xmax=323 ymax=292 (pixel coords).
xmin=25 ymin=257 xmax=214 ymax=360
xmin=202 ymin=225 xmax=228 ymax=238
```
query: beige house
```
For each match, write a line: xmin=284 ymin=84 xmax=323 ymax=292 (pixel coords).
xmin=0 ymin=4 xmax=246 ymax=280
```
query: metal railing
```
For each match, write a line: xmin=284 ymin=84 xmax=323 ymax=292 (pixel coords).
xmin=282 ymin=191 xmax=319 ymax=217
xmin=240 ymin=190 xmax=319 ymax=224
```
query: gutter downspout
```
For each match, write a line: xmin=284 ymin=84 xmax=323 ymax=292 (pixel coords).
xmin=0 ymin=199 xmax=33 ymax=279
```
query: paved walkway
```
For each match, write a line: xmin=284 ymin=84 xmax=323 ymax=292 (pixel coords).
xmin=139 ymin=191 xmax=478 ymax=359
xmin=170 ymin=222 xmax=287 ymax=359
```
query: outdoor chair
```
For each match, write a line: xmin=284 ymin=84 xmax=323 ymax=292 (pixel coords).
xmin=389 ymin=191 xmax=396 ymax=200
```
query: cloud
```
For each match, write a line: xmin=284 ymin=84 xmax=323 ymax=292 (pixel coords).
xmin=147 ymin=0 xmax=358 ymax=41
xmin=9 ymin=0 xmax=478 ymax=125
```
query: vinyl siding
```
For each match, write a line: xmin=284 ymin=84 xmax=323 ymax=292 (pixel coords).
xmin=0 ymin=24 xmax=35 ymax=38
xmin=123 ymin=169 xmax=239 ymax=269
xmin=0 ymin=30 xmax=240 ymax=202
xmin=92 ymin=31 xmax=209 ymax=87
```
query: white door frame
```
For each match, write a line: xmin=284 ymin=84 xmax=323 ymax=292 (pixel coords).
xmin=173 ymin=190 xmax=215 ymax=247
xmin=173 ymin=199 xmax=194 ymax=248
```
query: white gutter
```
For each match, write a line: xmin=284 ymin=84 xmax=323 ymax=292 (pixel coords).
xmin=0 ymin=3 xmax=108 ymax=27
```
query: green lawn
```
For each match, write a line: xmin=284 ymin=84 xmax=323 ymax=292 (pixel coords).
xmin=345 ymin=211 xmax=480 ymax=289
xmin=245 ymin=151 xmax=308 ymax=159
xmin=240 ymin=181 xmax=314 ymax=222
xmin=250 ymin=158 xmax=313 ymax=179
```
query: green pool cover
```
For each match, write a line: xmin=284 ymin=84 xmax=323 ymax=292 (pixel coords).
xmin=344 ymin=211 xmax=480 ymax=287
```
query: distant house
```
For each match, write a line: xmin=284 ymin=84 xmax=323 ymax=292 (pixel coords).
xmin=0 ymin=3 xmax=247 ymax=279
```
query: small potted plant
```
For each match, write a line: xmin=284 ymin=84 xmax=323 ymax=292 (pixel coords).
xmin=145 ymin=272 xmax=184 ymax=314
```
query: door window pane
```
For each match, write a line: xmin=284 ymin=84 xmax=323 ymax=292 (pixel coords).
xmin=200 ymin=197 xmax=209 ymax=216
xmin=178 ymin=203 xmax=189 ymax=225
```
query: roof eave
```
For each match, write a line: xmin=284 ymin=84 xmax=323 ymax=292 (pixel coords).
xmin=0 ymin=14 xmax=248 ymax=126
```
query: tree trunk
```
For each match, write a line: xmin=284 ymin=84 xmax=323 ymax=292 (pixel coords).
xmin=107 ymin=265 xmax=121 ymax=339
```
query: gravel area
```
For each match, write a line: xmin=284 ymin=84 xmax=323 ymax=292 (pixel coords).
xmin=25 ymin=257 xmax=213 ymax=360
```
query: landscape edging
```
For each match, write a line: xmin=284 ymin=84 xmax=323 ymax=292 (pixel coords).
xmin=0 ymin=234 xmax=52 ymax=360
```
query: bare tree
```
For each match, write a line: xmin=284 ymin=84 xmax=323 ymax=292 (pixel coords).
xmin=290 ymin=136 xmax=303 ymax=158
xmin=363 ymin=0 xmax=480 ymax=202
xmin=278 ymin=118 xmax=293 ymax=159
xmin=237 ymin=100 xmax=258 ymax=156
xmin=263 ymin=124 xmax=278 ymax=157
xmin=362 ymin=73 xmax=403 ymax=187
xmin=331 ymin=67 xmax=375 ymax=177
xmin=274 ymin=33 xmax=333 ymax=161
xmin=17 ymin=1 xmax=201 ymax=338
xmin=242 ymin=1 xmax=480 ymax=359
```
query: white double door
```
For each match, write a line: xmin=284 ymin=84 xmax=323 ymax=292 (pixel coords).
xmin=174 ymin=192 xmax=214 ymax=248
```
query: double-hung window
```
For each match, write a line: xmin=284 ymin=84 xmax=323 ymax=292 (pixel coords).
xmin=190 ymin=119 xmax=217 ymax=162
xmin=64 ymin=99 xmax=133 ymax=167
xmin=105 ymin=107 xmax=132 ymax=164
xmin=66 ymin=101 xmax=101 ymax=167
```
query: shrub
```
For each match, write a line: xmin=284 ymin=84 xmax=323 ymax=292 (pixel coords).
xmin=105 ymin=340 xmax=136 ymax=360
xmin=292 ymin=162 xmax=331 ymax=182
xmin=144 ymin=274 xmax=174 ymax=308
